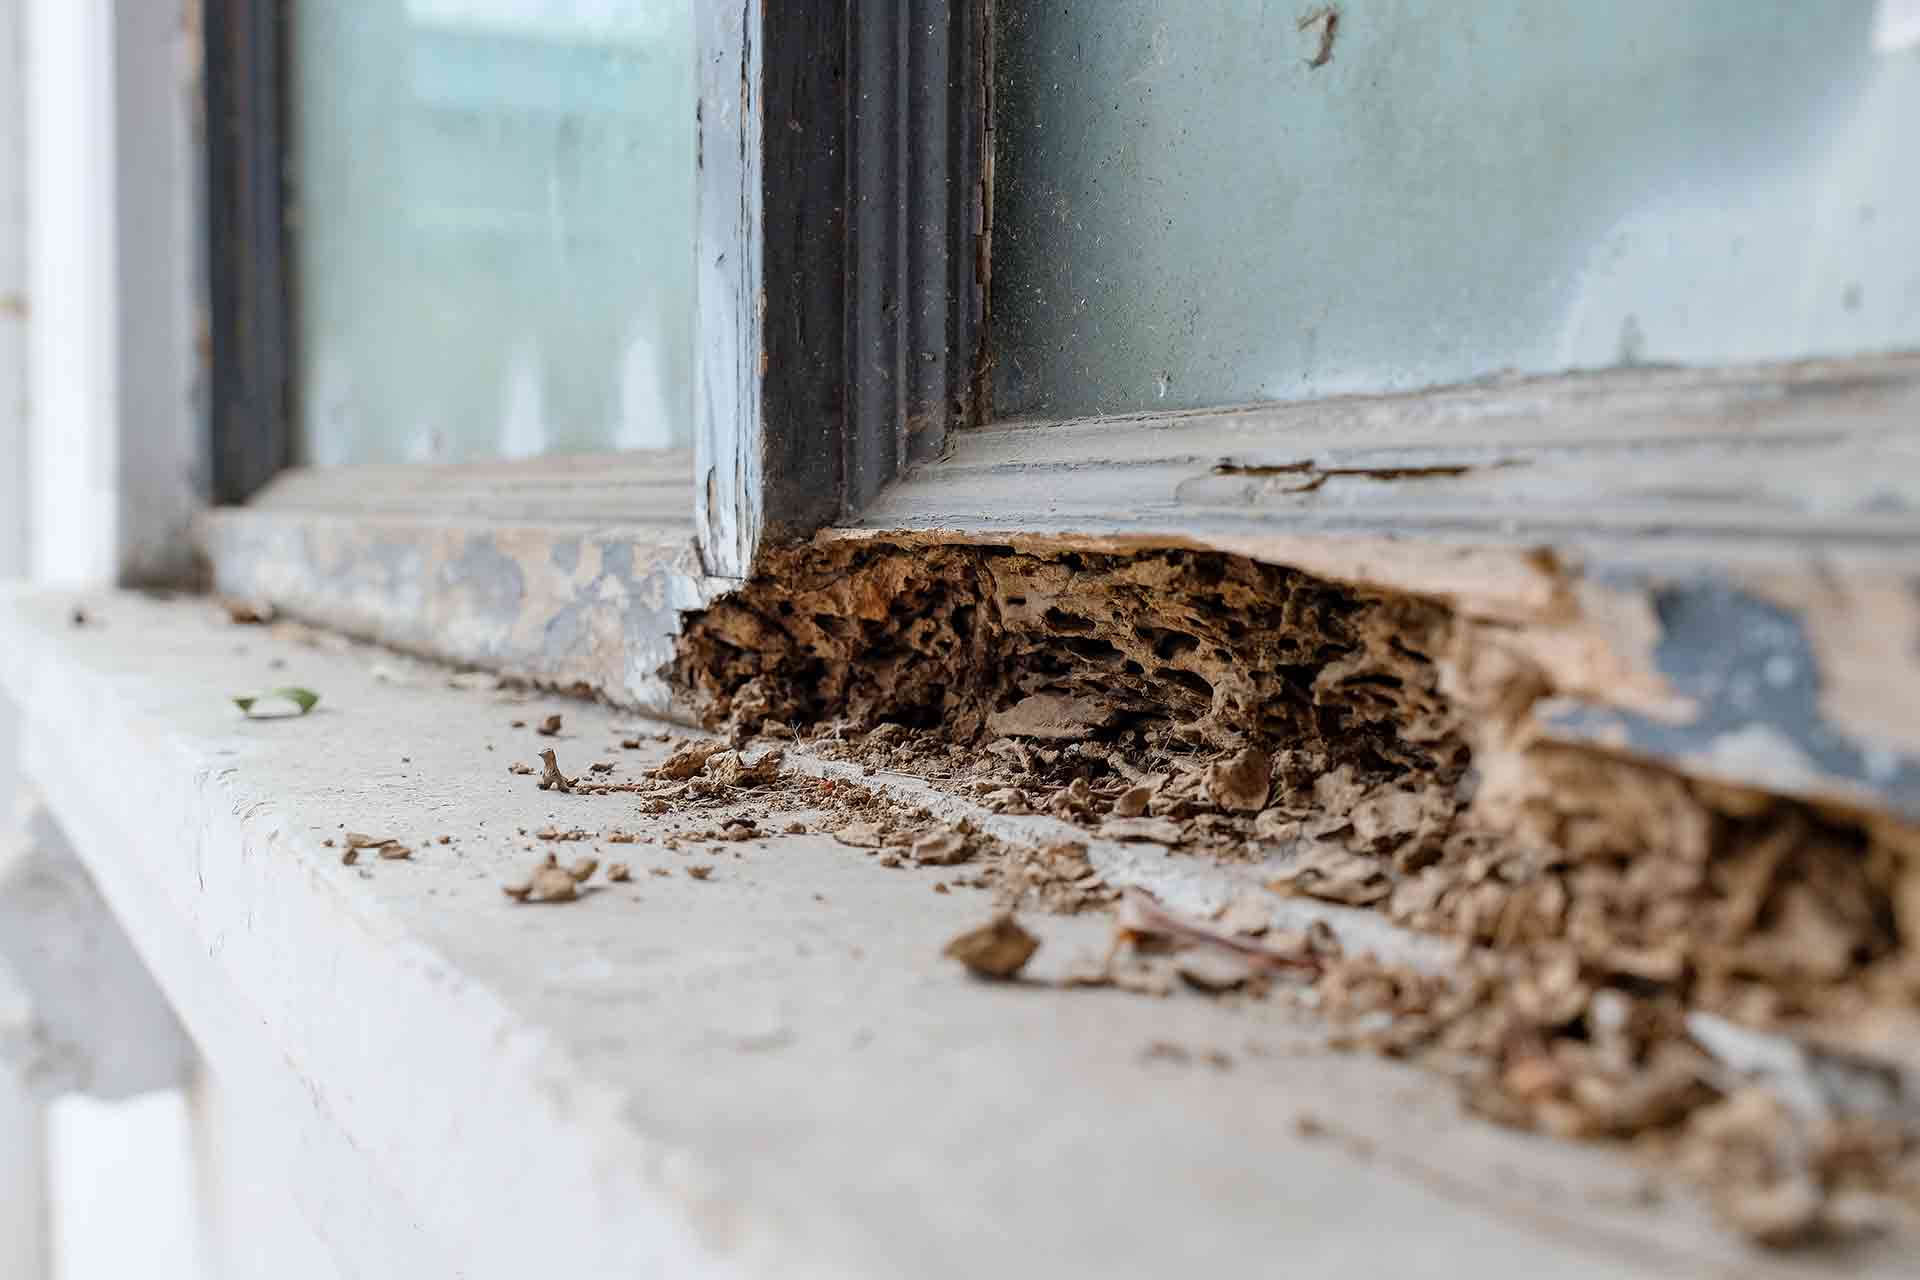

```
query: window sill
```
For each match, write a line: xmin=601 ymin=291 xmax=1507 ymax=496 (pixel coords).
xmin=0 ymin=588 xmax=1904 ymax=1277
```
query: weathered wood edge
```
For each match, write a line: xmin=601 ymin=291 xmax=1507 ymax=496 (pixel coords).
xmin=694 ymin=0 xmax=993 ymax=576
xmin=199 ymin=509 xmax=728 ymax=718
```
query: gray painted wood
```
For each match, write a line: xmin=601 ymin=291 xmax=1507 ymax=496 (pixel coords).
xmin=691 ymin=0 xmax=762 ymax=579
xmin=853 ymin=355 xmax=1920 ymax=820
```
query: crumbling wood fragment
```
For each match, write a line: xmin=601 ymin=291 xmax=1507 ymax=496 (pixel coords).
xmin=503 ymin=854 xmax=598 ymax=904
xmin=910 ymin=829 xmax=971 ymax=866
xmin=675 ymin=538 xmax=1920 ymax=1250
xmin=1112 ymin=889 xmax=1322 ymax=977
xmin=537 ymin=749 xmax=572 ymax=793
xmin=652 ymin=739 xmax=724 ymax=781
xmin=944 ymin=914 xmax=1040 ymax=979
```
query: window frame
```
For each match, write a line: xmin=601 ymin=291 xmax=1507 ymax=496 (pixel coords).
xmin=193 ymin=0 xmax=1920 ymax=822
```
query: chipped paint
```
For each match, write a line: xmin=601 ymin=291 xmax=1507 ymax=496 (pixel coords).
xmin=1540 ymin=579 xmax=1920 ymax=822
xmin=198 ymin=511 xmax=729 ymax=715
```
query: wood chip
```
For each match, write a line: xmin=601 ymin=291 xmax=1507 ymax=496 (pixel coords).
xmin=943 ymin=914 xmax=1040 ymax=980
xmin=1097 ymin=816 xmax=1185 ymax=845
xmin=1114 ymin=888 xmax=1321 ymax=975
xmin=221 ymin=598 xmax=275 ymax=625
xmin=536 ymin=714 xmax=563 ymax=736
xmin=910 ymin=830 xmax=972 ymax=866
xmin=503 ymin=856 xmax=586 ymax=904
xmin=686 ymin=865 xmax=714 ymax=880
xmin=1203 ymin=746 xmax=1271 ymax=813
xmin=652 ymin=740 xmax=724 ymax=780
xmin=1267 ymin=843 xmax=1392 ymax=906
xmin=832 ymin=821 xmax=885 ymax=849
xmin=537 ymin=748 xmax=573 ymax=793
xmin=1112 ymin=784 xmax=1156 ymax=818
xmin=607 ymin=863 xmax=631 ymax=882
xmin=706 ymin=748 xmax=784 ymax=788
xmin=1214 ymin=891 xmax=1274 ymax=937
xmin=345 ymin=832 xmax=410 ymax=860
xmin=1176 ymin=949 xmax=1261 ymax=994
xmin=985 ymin=693 xmax=1120 ymax=741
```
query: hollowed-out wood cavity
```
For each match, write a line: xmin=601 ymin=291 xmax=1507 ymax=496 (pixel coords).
xmin=672 ymin=541 xmax=1469 ymax=792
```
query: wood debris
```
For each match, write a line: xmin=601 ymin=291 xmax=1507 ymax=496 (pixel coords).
xmin=653 ymin=739 xmax=725 ymax=781
xmin=343 ymin=832 xmax=410 ymax=860
xmin=1203 ymin=746 xmax=1271 ymax=813
xmin=832 ymin=821 xmax=885 ymax=849
xmin=607 ymin=863 xmax=631 ymax=882
xmin=943 ymin=914 xmax=1040 ymax=980
xmin=536 ymin=714 xmax=563 ymax=736
xmin=910 ymin=829 xmax=972 ymax=866
xmin=670 ymin=541 xmax=1920 ymax=1250
xmin=997 ymin=840 xmax=1113 ymax=914
xmin=986 ymin=692 xmax=1118 ymax=740
xmin=1097 ymin=817 xmax=1185 ymax=845
xmin=705 ymin=748 xmax=784 ymax=788
xmin=686 ymin=865 xmax=714 ymax=881
xmin=537 ymin=748 xmax=573 ymax=793
xmin=502 ymin=854 xmax=597 ymax=904
xmin=220 ymin=597 xmax=275 ymax=625
xmin=1112 ymin=888 xmax=1322 ymax=977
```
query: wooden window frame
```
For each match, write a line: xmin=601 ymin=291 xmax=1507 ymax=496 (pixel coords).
xmin=200 ymin=0 xmax=991 ymax=708
xmin=196 ymin=0 xmax=1920 ymax=821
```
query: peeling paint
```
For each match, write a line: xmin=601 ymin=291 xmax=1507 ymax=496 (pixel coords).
xmin=1542 ymin=581 xmax=1920 ymax=821
xmin=199 ymin=511 xmax=728 ymax=716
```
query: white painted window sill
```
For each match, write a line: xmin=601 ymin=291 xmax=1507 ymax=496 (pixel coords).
xmin=0 ymin=587 xmax=1886 ymax=1278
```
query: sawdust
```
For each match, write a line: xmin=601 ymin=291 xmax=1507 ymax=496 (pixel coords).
xmin=670 ymin=540 xmax=1920 ymax=1248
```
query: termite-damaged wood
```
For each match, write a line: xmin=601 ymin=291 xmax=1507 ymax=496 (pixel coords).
xmin=674 ymin=540 xmax=1920 ymax=997
xmin=673 ymin=537 xmax=1920 ymax=1245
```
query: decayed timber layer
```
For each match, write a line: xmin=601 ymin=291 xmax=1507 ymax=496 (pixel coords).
xmin=676 ymin=538 xmax=1920 ymax=1245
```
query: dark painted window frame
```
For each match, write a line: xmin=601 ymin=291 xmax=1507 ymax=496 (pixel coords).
xmin=201 ymin=0 xmax=992 ymax=575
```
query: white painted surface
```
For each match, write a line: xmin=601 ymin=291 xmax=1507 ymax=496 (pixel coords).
xmin=189 ymin=1068 xmax=338 ymax=1280
xmin=0 ymin=803 xmax=197 ymax=1099
xmin=14 ymin=9 xmax=204 ymax=1275
xmin=26 ymin=0 xmax=201 ymax=587
xmin=0 ymin=962 xmax=50 ymax=1280
xmin=25 ymin=0 xmax=118 ymax=587
xmin=1 ymin=0 xmax=47 ymax=1272
xmin=49 ymin=1093 xmax=203 ymax=1280
xmin=1 ymin=587 xmax=1911 ymax=1278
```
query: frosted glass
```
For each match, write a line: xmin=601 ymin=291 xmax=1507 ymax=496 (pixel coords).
xmin=291 ymin=0 xmax=694 ymax=464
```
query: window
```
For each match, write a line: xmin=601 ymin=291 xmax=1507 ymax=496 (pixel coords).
xmin=289 ymin=0 xmax=697 ymax=465
xmin=200 ymin=0 xmax=1919 ymax=818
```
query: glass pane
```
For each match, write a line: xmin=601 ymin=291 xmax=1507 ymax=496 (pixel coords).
xmin=290 ymin=0 xmax=694 ymax=465
xmin=992 ymin=0 xmax=1920 ymax=419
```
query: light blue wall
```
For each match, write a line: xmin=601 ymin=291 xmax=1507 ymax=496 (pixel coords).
xmin=991 ymin=1 xmax=1920 ymax=418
